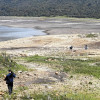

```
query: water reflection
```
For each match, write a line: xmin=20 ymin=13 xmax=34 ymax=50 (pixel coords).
xmin=0 ymin=26 xmax=46 ymax=41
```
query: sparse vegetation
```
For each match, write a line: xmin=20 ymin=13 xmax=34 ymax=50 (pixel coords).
xmin=22 ymin=91 xmax=97 ymax=100
xmin=24 ymin=55 xmax=100 ymax=78
xmin=86 ymin=33 xmax=98 ymax=38
xmin=0 ymin=29 xmax=100 ymax=99
xmin=0 ymin=53 xmax=28 ymax=77
xmin=1 ymin=54 xmax=100 ymax=100
xmin=3 ymin=88 xmax=99 ymax=100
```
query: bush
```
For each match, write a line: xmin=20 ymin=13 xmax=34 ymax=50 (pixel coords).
xmin=86 ymin=33 xmax=98 ymax=38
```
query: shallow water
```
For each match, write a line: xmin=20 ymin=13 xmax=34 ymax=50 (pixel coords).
xmin=0 ymin=26 xmax=46 ymax=41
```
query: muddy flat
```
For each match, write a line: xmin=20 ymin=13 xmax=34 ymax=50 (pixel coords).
xmin=0 ymin=17 xmax=99 ymax=56
xmin=0 ymin=17 xmax=100 ymax=99
xmin=0 ymin=17 xmax=100 ymax=35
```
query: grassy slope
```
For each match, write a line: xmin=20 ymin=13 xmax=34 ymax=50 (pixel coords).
xmin=1 ymin=54 xmax=100 ymax=100
xmin=24 ymin=55 xmax=100 ymax=78
xmin=0 ymin=53 xmax=28 ymax=78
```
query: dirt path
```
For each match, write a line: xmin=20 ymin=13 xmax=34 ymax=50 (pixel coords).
xmin=14 ymin=61 xmax=100 ymax=98
xmin=15 ymin=61 xmax=67 ymax=85
xmin=0 ymin=60 xmax=100 ymax=99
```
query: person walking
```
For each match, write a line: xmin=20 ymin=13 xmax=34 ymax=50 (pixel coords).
xmin=4 ymin=70 xmax=16 ymax=95
xmin=69 ymin=46 xmax=73 ymax=51
xmin=85 ymin=45 xmax=88 ymax=50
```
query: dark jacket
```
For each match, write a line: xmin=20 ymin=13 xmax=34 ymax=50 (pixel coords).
xmin=5 ymin=73 xmax=16 ymax=84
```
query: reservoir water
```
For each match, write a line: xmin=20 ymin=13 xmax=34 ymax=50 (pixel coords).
xmin=0 ymin=26 xmax=46 ymax=41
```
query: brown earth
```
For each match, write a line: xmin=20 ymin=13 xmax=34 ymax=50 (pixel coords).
xmin=0 ymin=17 xmax=99 ymax=56
xmin=0 ymin=17 xmax=100 ymax=99
xmin=0 ymin=17 xmax=100 ymax=35
xmin=0 ymin=34 xmax=100 ymax=57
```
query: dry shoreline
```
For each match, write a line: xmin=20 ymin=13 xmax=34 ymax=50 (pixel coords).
xmin=0 ymin=17 xmax=100 ymax=56
xmin=0 ymin=17 xmax=100 ymax=99
xmin=0 ymin=16 xmax=100 ymax=35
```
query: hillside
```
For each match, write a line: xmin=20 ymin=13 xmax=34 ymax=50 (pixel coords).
xmin=0 ymin=32 xmax=100 ymax=100
xmin=0 ymin=17 xmax=100 ymax=99
xmin=0 ymin=0 xmax=100 ymax=18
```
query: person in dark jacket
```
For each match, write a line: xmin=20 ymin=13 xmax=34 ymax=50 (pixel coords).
xmin=69 ymin=46 xmax=73 ymax=50
xmin=85 ymin=45 xmax=88 ymax=50
xmin=4 ymin=70 xmax=16 ymax=95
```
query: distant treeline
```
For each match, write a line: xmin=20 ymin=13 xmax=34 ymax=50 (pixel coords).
xmin=0 ymin=0 xmax=100 ymax=18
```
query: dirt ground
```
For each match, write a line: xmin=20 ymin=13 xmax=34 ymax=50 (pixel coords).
xmin=0 ymin=17 xmax=100 ymax=35
xmin=0 ymin=17 xmax=100 ymax=98
xmin=0 ymin=34 xmax=100 ymax=57
xmin=0 ymin=60 xmax=100 ymax=99
xmin=0 ymin=17 xmax=100 ymax=56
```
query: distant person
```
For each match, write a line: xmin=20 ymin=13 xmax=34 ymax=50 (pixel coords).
xmin=4 ymin=70 xmax=16 ymax=95
xmin=85 ymin=45 xmax=88 ymax=50
xmin=69 ymin=46 xmax=73 ymax=50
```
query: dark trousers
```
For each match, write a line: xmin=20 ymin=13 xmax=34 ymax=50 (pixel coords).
xmin=7 ymin=83 xmax=13 ymax=95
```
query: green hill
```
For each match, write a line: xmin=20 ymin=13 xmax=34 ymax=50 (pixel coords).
xmin=0 ymin=0 xmax=100 ymax=18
